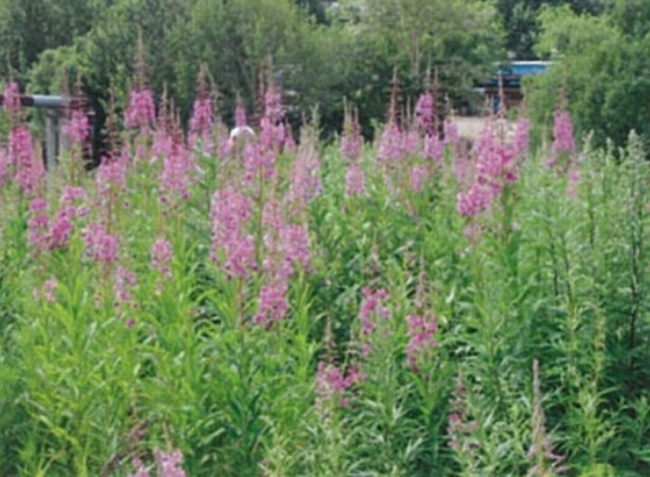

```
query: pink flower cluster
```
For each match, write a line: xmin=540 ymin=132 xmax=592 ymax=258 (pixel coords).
xmin=125 ymin=88 xmax=156 ymax=131
xmin=63 ymin=108 xmax=90 ymax=145
xmin=151 ymin=237 xmax=173 ymax=280
xmin=27 ymin=187 xmax=88 ymax=253
xmin=82 ymin=223 xmax=119 ymax=264
xmin=259 ymin=88 xmax=286 ymax=150
xmin=341 ymin=109 xmax=361 ymax=159
xmin=114 ymin=266 xmax=137 ymax=305
xmin=128 ymin=449 xmax=186 ymax=477
xmin=161 ymin=145 xmax=190 ymax=204
xmin=406 ymin=313 xmax=438 ymax=370
xmin=10 ymin=125 xmax=43 ymax=195
xmin=345 ymin=161 xmax=365 ymax=197
xmin=315 ymin=361 xmax=362 ymax=407
xmin=415 ymin=91 xmax=434 ymax=135
xmin=359 ymin=287 xmax=390 ymax=355
xmin=550 ymin=110 xmax=575 ymax=165
xmin=96 ymin=153 xmax=128 ymax=198
xmin=287 ymin=143 xmax=322 ymax=211
xmin=457 ymin=121 xmax=526 ymax=217
xmin=253 ymin=281 xmax=289 ymax=328
xmin=154 ymin=449 xmax=186 ymax=477
xmin=189 ymin=96 xmax=214 ymax=152
xmin=210 ymin=187 xmax=256 ymax=279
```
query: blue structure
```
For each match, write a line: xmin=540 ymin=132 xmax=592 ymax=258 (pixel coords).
xmin=475 ymin=61 xmax=552 ymax=112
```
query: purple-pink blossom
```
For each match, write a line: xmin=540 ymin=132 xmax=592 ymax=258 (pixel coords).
xmin=10 ymin=125 xmax=43 ymax=195
xmin=114 ymin=266 xmax=137 ymax=306
xmin=210 ymin=187 xmax=256 ymax=279
xmin=406 ymin=313 xmax=438 ymax=370
xmin=154 ymin=449 xmax=186 ymax=477
xmin=161 ymin=145 xmax=190 ymax=203
xmin=378 ymin=121 xmax=403 ymax=163
xmin=415 ymin=91 xmax=434 ymax=135
xmin=345 ymin=161 xmax=365 ymax=197
xmin=125 ymin=88 xmax=155 ymax=132
xmin=359 ymin=287 xmax=390 ymax=355
xmin=82 ymin=223 xmax=119 ymax=264
xmin=287 ymin=144 xmax=322 ymax=211
xmin=27 ymin=198 xmax=50 ymax=252
xmin=127 ymin=458 xmax=150 ymax=477
xmin=409 ymin=165 xmax=429 ymax=193
xmin=316 ymin=361 xmax=362 ymax=407
xmin=189 ymin=96 xmax=214 ymax=152
xmin=253 ymin=279 xmax=289 ymax=327
xmin=151 ymin=237 xmax=173 ymax=280
xmin=3 ymin=82 xmax=22 ymax=117
xmin=63 ymin=109 xmax=90 ymax=145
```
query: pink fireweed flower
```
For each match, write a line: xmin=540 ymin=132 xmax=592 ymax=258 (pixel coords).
xmin=43 ymin=277 xmax=57 ymax=302
xmin=0 ymin=149 xmax=6 ymax=184
xmin=378 ymin=121 xmax=403 ymax=163
xmin=359 ymin=287 xmax=390 ymax=355
xmin=235 ymin=103 xmax=248 ymax=128
xmin=443 ymin=119 xmax=460 ymax=150
xmin=189 ymin=96 xmax=214 ymax=152
xmin=261 ymin=198 xmax=284 ymax=269
xmin=244 ymin=143 xmax=276 ymax=182
xmin=10 ymin=125 xmax=43 ymax=195
xmin=82 ymin=223 xmax=119 ymax=264
xmin=549 ymin=110 xmax=575 ymax=168
xmin=63 ymin=108 xmax=90 ymax=145
xmin=409 ymin=165 xmax=429 ymax=193
xmin=423 ymin=133 xmax=444 ymax=163
xmin=415 ymin=91 xmax=434 ymax=135
xmin=457 ymin=182 xmax=491 ymax=217
xmin=316 ymin=361 xmax=362 ymax=407
xmin=152 ymin=128 xmax=172 ymax=164
xmin=286 ymin=144 xmax=322 ymax=211
xmin=210 ymin=187 xmax=256 ymax=279
xmin=552 ymin=111 xmax=575 ymax=155
xmin=2 ymin=82 xmax=22 ymax=117
xmin=27 ymin=198 xmax=49 ymax=252
xmin=161 ymin=145 xmax=190 ymax=203
xmin=48 ymin=206 xmax=75 ymax=250
xmin=456 ymin=124 xmax=519 ymax=217
xmin=253 ymin=278 xmax=289 ymax=328
xmin=345 ymin=161 xmax=365 ymax=197
xmin=154 ymin=449 xmax=186 ymax=477
xmin=125 ymin=88 xmax=155 ymax=131
xmin=127 ymin=458 xmax=150 ymax=477
xmin=512 ymin=117 xmax=531 ymax=159
xmin=406 ymin=313 xmax=438 ymax=370
xmin=96 ymin=152 xmax=128 ymax=197
xmin=284 ymin=126 xmax=297 ymax=153
xmin=341 ymin=109 xmax=362 ymax=159
xmin=114 ymin=266 xmax=137 ymax=306
xmin=567 ymin=168 xmax=581 ymax=199
xmin=151 ymin=237 xmax=173 ymax=280
xmin=282 ymin=224 xmax=311 ymax=274
xmin=401 ymin=126 xmax=420 ymax=157
xmin=260 ymin=88 xmax=286 ymax=150
xmin=61 ymin=186 xmax=87 ymax=208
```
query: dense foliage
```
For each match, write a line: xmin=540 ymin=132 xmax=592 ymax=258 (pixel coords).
xmin=524 ymin=0 xmax=650 ymax=151
xmin=1 ymin=71 xmax=650 ymax=476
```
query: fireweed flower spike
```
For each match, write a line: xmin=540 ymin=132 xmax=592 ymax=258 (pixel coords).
xmin=154 ymin=449 xmax=187 ymax=477
xmin=316 ymin=361 xmax=362 ymax=408
xmin=548 ymin=109 xmax=575 ymax=169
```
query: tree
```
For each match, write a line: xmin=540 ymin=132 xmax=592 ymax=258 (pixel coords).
xmin=525 ymin=4 xmax=650 ymax=150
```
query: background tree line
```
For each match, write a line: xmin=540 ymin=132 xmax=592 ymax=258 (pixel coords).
xmin=0 ymin=0 xmax=649 ymax=150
